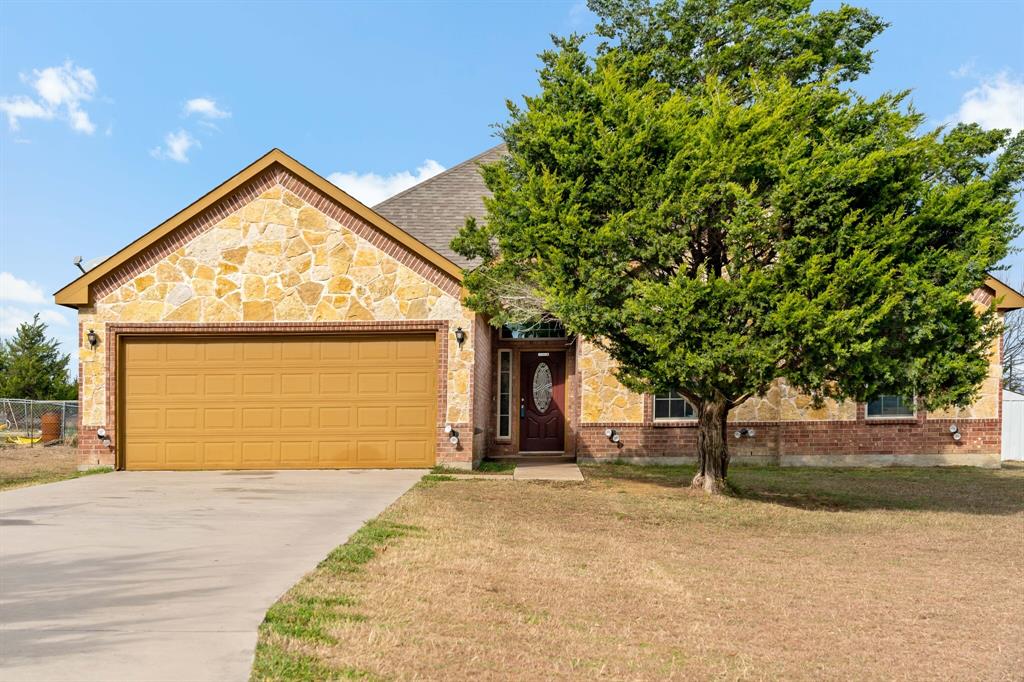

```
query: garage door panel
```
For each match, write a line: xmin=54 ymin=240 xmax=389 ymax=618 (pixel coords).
xmin=396 ymin=405 xmax=431 ymax=428
xmin=165 ymin=408 xmax=197 ymax=430
xmin=243 ymin=374 xmax=275 ymax=395
xmin=318 ymin=406 xmax=351 ymax=428
xmin=125 ymin=342 xmax=161 ymax=362
xmin=126 ymin=374 xmax=161 ymax=397
xmin=396 ymin=371 xmax=430 ymax=394
xmin=203 ymin=374 xmax=236 ymax=395
xmin=203 ymin=442 xmax=237 ymax=466
xmin=166 ymin=442 xmax=200 ymax=466
xmin=356 ymin=440 xmax=390 ymax=464
xmin=280 ymin=441 xmax=315 ymax=466
xmin=320 ymin=342 xmax=353 ymax=361
xmin=317 ymin=441 xmax=352 ymax=466
xmin=123 ymin=335 xmax=435 ymax=470
xmin=241 ymin=441 xmax=276 ymax=466
xmin=241 ymin=407 xmax=275 ymax=429
xmin=318 ymin=373 xmax=352 ymax=394
xmin=128 ymin=442 xmax=161 ymax=467
xmin=281 ymin=373 xmax=314 ymax=394
xmin=165 ymin=344 xmax=200 ymax=361
xmin=395 ymin=440 xmax=431 ymax=463
xmin=126 ymin=407 xmax=162 ymax=431
xmin=357 ymin=372 xmax=392 ymax=393
xmin=357 ymin=343 xmax=390 ymax=361
xmin=165 ymin=375 xmax=198 ymax=396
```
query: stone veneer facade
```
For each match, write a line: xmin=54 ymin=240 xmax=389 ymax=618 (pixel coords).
xmin=76 ymin=167 xmax=484 ymax=470
xmin=571 ymin=323 xmax=1003 ymax=468
xmin=70 ymin=155 xmax=1007 ymax=471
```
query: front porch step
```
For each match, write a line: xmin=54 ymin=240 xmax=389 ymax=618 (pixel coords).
xmin=486 ymin=454 xmax=577 ymax=464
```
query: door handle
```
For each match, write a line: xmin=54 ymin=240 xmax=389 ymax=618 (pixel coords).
xmin=520 ymin=400 xmax=526 ymax=418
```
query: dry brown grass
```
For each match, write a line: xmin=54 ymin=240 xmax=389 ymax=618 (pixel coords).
xmin=253 ymin=464 xmax=1024 ymax=681
xmin=0 ymin=444 xmax=107 ymax=490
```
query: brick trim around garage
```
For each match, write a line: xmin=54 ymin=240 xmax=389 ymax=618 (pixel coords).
xmin=91 ymin=320 xmax=453 ymax=470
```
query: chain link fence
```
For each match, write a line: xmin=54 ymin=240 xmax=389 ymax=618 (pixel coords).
xmin=0 ymin=399 xmax=79 ymax=446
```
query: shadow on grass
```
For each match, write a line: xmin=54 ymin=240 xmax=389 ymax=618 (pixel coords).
xmin=582 ymin=461 xmax=1024 ymax=515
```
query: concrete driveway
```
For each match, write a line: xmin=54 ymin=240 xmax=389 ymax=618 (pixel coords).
xmin=0 ymin=469 xmax=423 ymax=681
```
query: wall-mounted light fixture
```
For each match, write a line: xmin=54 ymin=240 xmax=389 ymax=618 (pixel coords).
xmin=445 ymin=423 xmax=460 ymax=446
xmin=96 ymin=427 xmax=110 ymax=444
xmin=604 ymin=428 xmax=620 ymax=443
xmin=454 ymin=327 xmax=466 ymax=348
xmin=949 ymin=424 xmax=962 ymax=441
xmin=734 ymin=427 xmax=756 ymax=439
xmin=86 ymin=329 xmax=99 ymax=349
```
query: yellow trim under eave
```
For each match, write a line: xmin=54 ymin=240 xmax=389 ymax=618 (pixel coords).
xmin=53 ymin=148 xmax=464 ymax=308
xmin=986 ymin=275 xmax=1024 ymax=312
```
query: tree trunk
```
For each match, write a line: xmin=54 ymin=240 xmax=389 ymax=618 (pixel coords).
xmin=692 ymin=397 xmax=730 ymax=494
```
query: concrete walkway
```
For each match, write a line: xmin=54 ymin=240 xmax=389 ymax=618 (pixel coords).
xmin=513 ymin=461 xmax=585 ymax=481
xmin=0 ymin=469 xmax=422 ymax=682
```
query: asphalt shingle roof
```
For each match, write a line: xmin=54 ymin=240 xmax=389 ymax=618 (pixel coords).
xmin=374 ymin=143 xmax=506 ymax=268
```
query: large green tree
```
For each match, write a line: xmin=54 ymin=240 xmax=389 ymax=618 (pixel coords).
xmin=453 ymin=0 xmax=1024 ymax=493
xmin=0 ymin=314 xmax=77 ymax=400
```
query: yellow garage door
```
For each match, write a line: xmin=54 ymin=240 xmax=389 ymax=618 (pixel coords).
xmin=121 ymin=335 xmax=436 ymax=470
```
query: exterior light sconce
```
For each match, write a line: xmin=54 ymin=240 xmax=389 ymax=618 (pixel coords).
xmin=445 ymin=424 xmax=460 ymax=446
xmin=604 ymin=428 xmax=620 ymax=443
xmin=96 ymin=427 xmax=110 ymax=444
xmin=949 ymin=424 xmax=962 ymax=441
xmin=454 ymin=327 xmax=466 ymax=348
xmin=734 ymin=427 xmax=756 ymax=439
xmin=86 ymin=329 xmax=99 ymax=349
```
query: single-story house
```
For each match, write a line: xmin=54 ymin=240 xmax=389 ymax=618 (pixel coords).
xmin=56 ymin=147 xmax=1024 ymax=471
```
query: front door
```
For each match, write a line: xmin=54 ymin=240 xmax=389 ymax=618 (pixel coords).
xmin=519 ymin=351 xmax=565 ymax=452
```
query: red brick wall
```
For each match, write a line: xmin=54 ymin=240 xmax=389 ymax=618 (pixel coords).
xmin=577 ymin=410 xmax=999 ymax=462
xmin=577 ymin=422 xmax=779 ymax=460
xmin=471 ymin=317 xmax=493 ymax=464
xmin=77 ymin=426 xmax=116 ymax=468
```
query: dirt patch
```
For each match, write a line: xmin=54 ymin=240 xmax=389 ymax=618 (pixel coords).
xmin=253 ymin=464 xmax=1024 ymax=680
xmin=0 ymin=445 xmax=101 ymax=490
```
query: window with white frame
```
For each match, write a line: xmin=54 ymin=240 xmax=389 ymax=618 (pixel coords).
xmin=866 ymin=394 xmax=915 ymax=418
xmin=498 ymin=350 xmax=512 ymax=438
xmin=653 ymin=389 xmax=697 ymax=420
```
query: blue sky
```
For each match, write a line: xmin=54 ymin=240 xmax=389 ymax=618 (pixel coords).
xmin=1 ymin=0 xmax=1022 ymax=371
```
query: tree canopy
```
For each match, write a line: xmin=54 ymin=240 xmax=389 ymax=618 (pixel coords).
xmin=453 ymin=0 xmax=1024 ymax=491
xmin=0 ymin=314 xmax=77 ymax=401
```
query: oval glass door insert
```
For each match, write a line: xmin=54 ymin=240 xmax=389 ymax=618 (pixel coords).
xmin=533 ymin=362 xmax=553 ymax=413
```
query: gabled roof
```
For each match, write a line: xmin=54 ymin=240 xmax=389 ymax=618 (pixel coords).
xmin=54 ymin=149 xmax=464 ymax=307
xmin=985 ymin=275 xmax=1024 ymax=312
xmin=375 ymin=144 xmax=506 ymax=268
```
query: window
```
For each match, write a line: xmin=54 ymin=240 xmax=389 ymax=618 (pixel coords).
xmin=866 ymin=394 xmax=915 ymax=418
xmin=654 ymin=389 xmax=696 ymax=420
xmin=498 ymin=350 xmax=512 ymax=438
xmin=500 ymin=321 xmax=567 ymax=339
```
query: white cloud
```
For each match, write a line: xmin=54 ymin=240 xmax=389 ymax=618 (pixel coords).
xmin=951 ymin=71 xmax=1024 ymax=134
xmin=0 ymin=272 xmax=48 ymax=304
xmin=950 ymin=59 xmax=976 ymax=79
xmin=0 ymin=96 xmax=53 ymax=129
xmin=184 ymin=97 xmax=230 ymax=119
xmin=150 ymin=129 xmax=200 ymax=163
xmin=0 ymin=272 xmax=78 ymax=371
xmin=0 ymin=61 xmax=97 ymax=133
xmin=328 ymin=159 xmax=446 ymax=206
